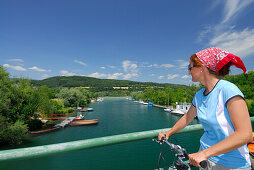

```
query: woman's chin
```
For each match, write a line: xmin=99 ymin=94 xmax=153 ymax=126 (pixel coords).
xmin=192 ymin=78 xmax=198 ymax=82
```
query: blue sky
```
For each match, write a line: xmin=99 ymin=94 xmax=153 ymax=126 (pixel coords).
xmin=0 ymin=0 xmax=254 ymax=85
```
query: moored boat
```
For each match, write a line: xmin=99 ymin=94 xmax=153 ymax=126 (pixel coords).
xmin=70 ymin=119 xmax=99 ymax=126
xmin=74 ymin=113 xmax=84 ymax=120
xmin=28 ymin=127 xmax=61 ymax=135
xmin=97 ymin=97 xmax=104 ymax=102
xmin=170 ymin=103 xmax=191 ymax=115
xmin=164 ymin=108 xmax=171 ymax=112
xmin=87 ymin=108 xmax=94 ymax=111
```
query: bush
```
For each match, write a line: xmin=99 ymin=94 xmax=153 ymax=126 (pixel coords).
xmin=27 ymin=119 xmax=43 ymax=131
xmin=0 ymin=120 xmax=28 ymax=146
xmin=67 ymin=108 xmax=74 ymax=113
xmin=247 ymin=100 xmax=254 ymax=117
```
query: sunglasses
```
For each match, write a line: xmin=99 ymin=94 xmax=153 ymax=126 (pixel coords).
xmin=188 ymin=64 xmax=194 ymax=71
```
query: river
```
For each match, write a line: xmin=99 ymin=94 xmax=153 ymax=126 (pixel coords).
xmin=0 ymin=97 xmax=203 ymax=170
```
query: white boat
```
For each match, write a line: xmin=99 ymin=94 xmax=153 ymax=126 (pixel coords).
xmin=164 ymin=108 xmax=171 ymax=112
xmin=170 ymin=103 xmax=191 ymax=115
xmin=74 ymin=113 xmax=84 ymax=120
xmin=164 ymin=106 xmax=173 ymax=112
xmin=170 ymin=109 xmax=185 ymax=115
xmin=97 ymin=97 xmax=104 ymax=102
xmin=87 ymin=108 xmax=94 ymax=111
xmin=139 ymin=101 xmax=144 ymax=104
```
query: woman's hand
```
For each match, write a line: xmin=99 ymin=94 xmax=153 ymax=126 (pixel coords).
xmin=158 ymin=132 xmax=169 ymax=140
xmin=188 ymin=151 xmax=208 ymax=167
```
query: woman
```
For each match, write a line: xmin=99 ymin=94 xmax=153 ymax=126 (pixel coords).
xmin=158 ymin=47 xmax=252 ymax=169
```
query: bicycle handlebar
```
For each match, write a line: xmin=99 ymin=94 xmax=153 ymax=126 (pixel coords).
xmin=153 ymin=136 xmax=207 ymax=169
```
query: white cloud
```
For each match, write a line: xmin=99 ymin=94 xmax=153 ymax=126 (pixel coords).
xmin=161 ymin=64 xmax=175 ymax=68
xmin=181 ymin=75 xmax=190 ymax=79
xmin=176 ymin=60 xmax=189 ymax=69
xmin=29 ymin=66 xmax=48 ymax=72
xmin=107 ymin=73 xmax=123 ymax=79
xmin=123 ymin=73 xmax=138 ymax=79
xmin=60 ymin=70 xmax=76 ymax=76
xmin=42 ymin=74 xmax=49 ymax=79
xmin=196 ymin=26 xmax=213 ymax=43
xmin=108 ymin=65 xmax=116 ymax=69
xmin=167 ymin=74 xmax=179 ymax=80
xmin=88 ymin=72 xmax=107 ymax=78
xmin=198 ymin=0 xmax=254 ymax=52
xmin=221 ymin=0 xmax=254 ymax=24
xmin=141 ymin=63 xmax=159 ymax=68
xmin=88 ymin=72 xmax=125 ymax=79
xmin=100 ymin=67 xmax=106 ymax=69
xmin=122 ymin=60 xmax=138 ymax=73
xmin=158 ymin=76 xmax=164 ymax=79
xmin=3 ymin=64 xmax=26 ymax=71
xmin=74 ymin=60 xmax=87 ymax=66
xmin=150 ymin=74 xmax=155 ymax=76
xmin=209 ymin=28 xmax=254 ymax=57
xmin=8 ymin=59 xmax=24 ymax=62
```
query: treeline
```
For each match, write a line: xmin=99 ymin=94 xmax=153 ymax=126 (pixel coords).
xmin=30 ymin=76 xmax=187 ymax=92
xmin=0 ymin=66 xmax=96 ymax=146
xmin=130 ymin=86 xmax=199 ymax=107
xmin=130 ymin=71 xmax=254 ymax=116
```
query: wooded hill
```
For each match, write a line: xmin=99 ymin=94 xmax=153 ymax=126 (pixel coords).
xmin=31 ymin=76 xmax=187 ymax=92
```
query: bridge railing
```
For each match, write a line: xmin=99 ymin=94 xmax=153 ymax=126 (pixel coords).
xmin=1 ymin=117 xmax=254 ymax=162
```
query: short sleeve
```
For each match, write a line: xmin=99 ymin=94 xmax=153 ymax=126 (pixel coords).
xmin=222 ymin=83 xmax=244 ymax=105
xmin=192 ymin=94 xmax=197 ymax=107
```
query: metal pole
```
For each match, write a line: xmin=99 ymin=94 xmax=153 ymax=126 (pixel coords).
xmin=0 ymin=124 xmax=203 ymax=162
xmin=1 ymin=117 xmax=254 ymax=162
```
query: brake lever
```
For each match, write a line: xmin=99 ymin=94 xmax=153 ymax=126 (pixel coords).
xmin=152 ymin=138 xmax=164 ymax=145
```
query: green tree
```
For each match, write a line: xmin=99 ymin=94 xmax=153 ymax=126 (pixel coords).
xmin=175 ymin=88 xmax=185 ymax=103
xmin=130 ymin=91 xmax=143 ymax=100
xmin=143 ymin=87 xmax=155 ymax=102
xmin=56 ymin=87 xmax=92 ymax=107
xmin=0 ymin=117 xmax=28 ymax=146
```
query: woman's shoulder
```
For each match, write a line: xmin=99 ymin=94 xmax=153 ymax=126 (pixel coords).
xmin=219 ymin=79 xmax=240 ymax=91
xmin=219 ymin=79 xmax=244 ymax=98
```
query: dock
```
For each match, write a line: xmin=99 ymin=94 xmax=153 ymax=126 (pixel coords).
xmin=153 ymin=104 xmax=167 ymax=109
xmin=54 ymin=117 xmax=76 ymax=128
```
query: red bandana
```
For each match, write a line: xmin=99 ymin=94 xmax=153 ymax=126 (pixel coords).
xmin=196 ymin=47 xmax=246 ymax=74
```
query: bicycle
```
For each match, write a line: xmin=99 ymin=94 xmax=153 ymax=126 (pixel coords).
xmin=153 ymin=136 xmax=207 ymax=170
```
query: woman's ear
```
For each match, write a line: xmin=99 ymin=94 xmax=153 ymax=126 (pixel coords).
xmin=201 ymin=64 xmax=206 ymax=72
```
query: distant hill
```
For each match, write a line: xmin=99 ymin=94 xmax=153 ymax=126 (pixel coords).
xmin=30 ymin=76 xmax=187 ymax=92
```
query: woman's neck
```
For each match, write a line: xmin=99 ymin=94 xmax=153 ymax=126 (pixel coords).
xmin=201 ymin=75 xmax=220 ymax=95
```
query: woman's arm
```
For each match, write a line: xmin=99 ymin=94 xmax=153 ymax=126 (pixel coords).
xmin=189 ymin=96 xmax=253 ymax=167
xmin=158 ymin=105 xmax=197 ymax=140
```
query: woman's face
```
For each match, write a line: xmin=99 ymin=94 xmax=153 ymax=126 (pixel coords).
xmin=188 ymin=61 xmax=202 ymax=82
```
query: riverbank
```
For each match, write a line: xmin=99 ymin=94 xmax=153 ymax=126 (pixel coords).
xmin=0 ymin=97 xmax=201 ymax=170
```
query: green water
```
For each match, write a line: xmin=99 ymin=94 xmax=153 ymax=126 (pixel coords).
xmin=0 ymin=97 xmax=203 ymax=170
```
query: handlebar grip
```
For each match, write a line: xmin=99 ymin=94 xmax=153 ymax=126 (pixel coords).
xmin=200 ymin=160 xmax=207 ymax=168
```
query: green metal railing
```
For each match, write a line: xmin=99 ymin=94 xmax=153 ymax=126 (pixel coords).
xmin=1 ymin=117 xmax=254 ymax=162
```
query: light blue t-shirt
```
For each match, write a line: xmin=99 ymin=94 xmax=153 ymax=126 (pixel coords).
xmin=192 ymin=79 xmax=250 ymax=168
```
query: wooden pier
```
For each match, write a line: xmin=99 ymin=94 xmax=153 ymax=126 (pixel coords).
xmin=54 ymin=117 xmax=76 ymax=128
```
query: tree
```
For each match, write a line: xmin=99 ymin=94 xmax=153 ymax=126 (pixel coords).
xmin=0 ymin=67 xmax=30 ymax=145
xmin=143 ymin=87 xmax=155 ymax=102
xmin=56 ymin=87 xmax=92 ymax=107
xmin=175 ymin=88 xmax=185 ymax=103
